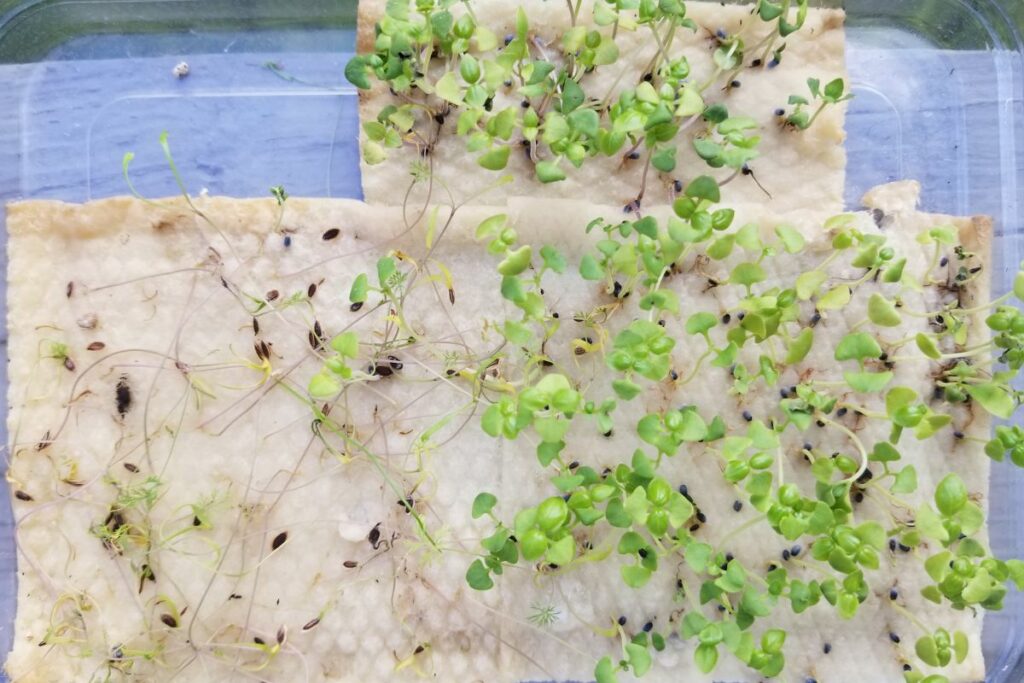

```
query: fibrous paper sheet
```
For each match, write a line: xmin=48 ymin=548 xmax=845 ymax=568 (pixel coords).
xmin=357 ymin=0 xmax=848 ymax=215
xmin=6 ymin=182 xmax=989 ymax=682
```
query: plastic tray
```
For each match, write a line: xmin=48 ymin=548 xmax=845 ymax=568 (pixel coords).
xmin=0 ymin=0 xmax=1022 ymax=680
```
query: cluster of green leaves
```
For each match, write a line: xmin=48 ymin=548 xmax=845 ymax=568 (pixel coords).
xmin=337 ymin=4 xmax=1024 ymax=683
xmin=346 ymin=0 xmax=822 ymax=199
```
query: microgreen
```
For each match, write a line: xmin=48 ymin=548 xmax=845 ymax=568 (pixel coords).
xmin=784 ymin=77 xmax=853 ymax=130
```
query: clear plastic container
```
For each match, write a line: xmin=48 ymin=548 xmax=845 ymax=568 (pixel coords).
xmin=0 ymin=0 xmax=1021 ymax=680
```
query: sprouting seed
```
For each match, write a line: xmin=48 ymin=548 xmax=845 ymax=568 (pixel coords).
xmin=824 ymin=643 xmax=832 ymax=654
xmin=276 ymin=626 xmax=287 ymax=645
xmin=160 ymin=614 xmax=178 ymax=628
xmin=322 ymin=228 xmax=340 ymax=241
xmin=66 ymin=281 xmax=74 ymax=298
xmin=14 ymin=490 xmax=32 ymax=502
xmin=742 ymin=410 xmax=753 ymax=422
xmin=890 ymin=588 xmax=899 ymax=600
xmin=889 ymin=632 xmax=901 ymax=643
xmin=350 ymin=301 xmax=364 ymax=312
xmin=302 ymin=617 xmax=321 ymax=631
xmin=368 ymin=523 xmax=382 ymax=549
xmin=271 ymin=531 xmax=288 ymax=551
xmin=87 ymin=341 xmax=105 ymax=351
xmin=343 ymin=560 xmax=358 ymax=568
xmin=253 ymin=317 xmax=260 ymax=335
xmin=63 ymin=357 xmax=76 ymax=372
xmin=284 ymin=235 xmax=292 ymax=248
xmin=733 ymin=500 xmax=742 ymax=512
xmin=124 ymin=463 xmax=139 ymax=473
xmin=308 ymin=283 xmax=318 ymax=298
xmin=266 ymin=289 xmax=280 ymax=301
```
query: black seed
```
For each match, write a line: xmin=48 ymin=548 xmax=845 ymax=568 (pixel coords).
xmin=782 ymin=549 xmax=791 ymax=561
xmin=730 ymin=80 xmax=741 ymax=88
xmin=124 ymin=463 xmax=139 ymax=473
xmin=717 ymin=604 xmax=726 ymax=611
xmin=193 ymin=516 xmax=201 ymax=527
xmin=271 ymin=532 xmax=288 ymax=550
xmin=678 ymin=484 xmax=688 ymax=496
xmin=116 ymin=376 xmax=132 ymax=417
xmin=854 ymin=492 xmax=864 ymax=503
xmin=638 ymin=548 xmax=648 ymax=558
xmin=568 ymin=461 xmax=579 ymax=470
xmin=307 ymin=283 xmax=318 ymax=298
xmin=890 ymin=588 xmax=898 ymax=600
xmin=737 ymin=312 xmax=745 ymax=321
xmin=810 ymin=311 xmax=821 ymax=326
xmin=627 ymin=151 xmax=640 ymax=160
xmin=721 ymin=313 xmax=731 ymax=324
xmin=940 ymin=256 xmax=949 ymax=267
xmin=753 ymin=58 xmax=763 ymax=67
xmin=254 ymin=636 xmax=265 ymax=645
xmin=790 ymin=545 xmax=801 ymax=557
xmin=413 ymin=644 xmax=425 ymax=655
xmin=670 ymin=370 xmax=679 ymax=381
xmin=161 ymin=614 xmax=178 ymax=628
xmin=643 ymin=621 xmax=653 ymax=632
xmin=954 ymin=430 xmax=964 ymax=439
xmin=618 ymin=616 xmax=627 ymax=626
xmin=903 ymin=664 xmax=912 ymax=671
xmin=658 ymin=319 xmax=666 ymax=327
xmin=816 ymin=420 xmax=826 ymax=428
xmin=824 ymin=643 xmax=832 ymax=654
xmin=725 ymin=553 xmax=734 ymax=562
xmin=733 ymin=500 xmax=743 ymax=512
xmin=899 ymin=543 xmax=911 ymax=552
xmin=690 ymin=524 xmax=700 ymax=532
xmin=612 ymin=281 xmax=624 ymax=298
xmin=369 ymin=523 xmax=382 ymax=548
xmin=322 ymin=228 xmax=340 ymax=241
xmin=350 ymin=301 xmax=364 ymax=312
xmin=284 ymin=235 xmax=292 ymax=248
xmin=66 ymin=281 xmax=74 ymax=297
xmin=674 ymin=179 xmax=683 ymax=192
xmin=742 ymin=411 xmax=753 ymax=422
xmin=889 ymin=632 xmax=900 ymax=643
xmin=14 ymin=491 xmax=32 ymax=501
xmin=696 ymin=511 xmax=707 ymax=524
xmin=371 ymin=364 xmax=394 ymax=377
xmin=837 ymin=407 xmax=848 ymax=417
xmin=889 ymin=539 xmax=897 ymax=552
